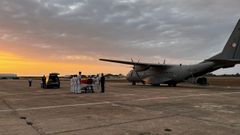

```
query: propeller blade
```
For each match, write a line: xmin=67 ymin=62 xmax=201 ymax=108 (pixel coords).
xmin=130 ymin=58 xmax=145 ymax=85
xmin=134 ymin=70 xmax=145 ymax=85
xmin=131 ymin=58 xmax=136 ymax=70
xmin=131 ymin=58 xmax=134 ymax=62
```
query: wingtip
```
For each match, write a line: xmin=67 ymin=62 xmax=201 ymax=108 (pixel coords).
xmin=99 ymin=58 xmax=110 ymax=62
xmin=99 ymin=58 xmax=105 ymax=61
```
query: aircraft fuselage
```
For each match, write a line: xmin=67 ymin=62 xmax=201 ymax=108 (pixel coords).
xmin=126 ymin=61 xmax=224 ymax=85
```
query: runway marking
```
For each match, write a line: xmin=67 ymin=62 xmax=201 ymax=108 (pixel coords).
xmin=0 ymin=91 xmax=68 ymax=97
xmin=0 ymin=109 xmax=12 ymax=112
xmin=135 ymin=92 xmax=240 ymax=101
xmin=0 ymin=91 xmax=240 ymax=113
xmin=0 ymin=101 xmax=111 ymax=112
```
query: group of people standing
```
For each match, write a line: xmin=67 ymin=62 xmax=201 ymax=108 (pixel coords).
xmin=70 ymin=72 xmax=105 ymax=94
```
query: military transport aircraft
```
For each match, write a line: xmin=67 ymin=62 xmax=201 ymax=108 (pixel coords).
xmin=100 ymin=19 xmax=240 ymax=86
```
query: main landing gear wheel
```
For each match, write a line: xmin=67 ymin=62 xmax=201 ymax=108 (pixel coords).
xmin=151 ymin=84 xmax=160 ymax=86
xmin=132 ymin=81 xmax=136 ymax=85
xmin=168 ymin=83 xmax=177 ymax=87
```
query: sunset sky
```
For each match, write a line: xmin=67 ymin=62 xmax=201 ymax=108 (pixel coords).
xmin=0 ymin=0 xmax=240 ymax=76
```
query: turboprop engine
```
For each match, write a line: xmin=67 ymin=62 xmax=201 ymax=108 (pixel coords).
xmin=133 ymin=65 xmax=150 ymax=72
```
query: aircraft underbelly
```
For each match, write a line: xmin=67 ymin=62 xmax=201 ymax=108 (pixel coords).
xmin=143 ymin=75 xmax=171 ymax=84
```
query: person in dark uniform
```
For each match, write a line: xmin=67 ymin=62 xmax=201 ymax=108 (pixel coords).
xmin=87 ymin=75 xmax=94 ymax=93
xmin=42 ymin=75 xmax=46 ymax=88
xmin=28 ymin=78 xmax=32 ymax=87
xmin=100 ymin=73 xmax=105 ymax=93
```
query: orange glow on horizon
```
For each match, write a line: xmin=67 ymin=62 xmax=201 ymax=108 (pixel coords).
xmin=0 ymin=51 xmax=129 ymax=76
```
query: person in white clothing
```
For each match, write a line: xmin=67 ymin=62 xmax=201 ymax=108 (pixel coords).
xmin=70 ymin=76 xmax=75 ymax=93
xmin=76 ymin=72 xmax=82 ymax=94
xmin=73 ymin=75 xmax=78 ymax=93
xmin=95 ymin=74 xmax=100 ymax=91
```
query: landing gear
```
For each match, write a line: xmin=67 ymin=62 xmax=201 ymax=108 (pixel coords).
xmin=197 ymin=77 xmax=208 ymax=85
xmin=151 ymin=84 xmax=160 ymax=86
xmin=168 ymin=82 xmax=177 ymax=87
xmin=132 ymin=81 xmax=136 ymax=85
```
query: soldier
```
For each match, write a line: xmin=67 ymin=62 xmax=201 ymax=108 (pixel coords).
xmin=100 ymin=73 xmax=105 ymax=93
xmin=87 ymin=75 xmax=94 ymax=93
xmin=42 ymin=75 xmax=46 ymax=88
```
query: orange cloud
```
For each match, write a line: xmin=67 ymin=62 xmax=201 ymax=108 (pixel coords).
xmin=0 ymin=51 xmax=130 ymax=76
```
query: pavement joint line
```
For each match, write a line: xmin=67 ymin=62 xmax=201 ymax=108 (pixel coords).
xmin=16 ymin=101 xmax=112 ymax=111
xmin=0 ymin=101 xmax=112 ymax=112
xmin=171 ymin=92 xmax=240 ymax=98
xmin=135 ymin=92 xmax=240 ymax=101
xmin=0 ymin=91 xmax=240 ymax=113
xmin=1 ymin=92 xmax=68 ymax=96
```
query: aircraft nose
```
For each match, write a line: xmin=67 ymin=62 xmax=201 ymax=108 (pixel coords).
xmin=126 ymin=70 xmax=133 ymax=80
xmin=126 ymin=71 xmax=131 ymax=78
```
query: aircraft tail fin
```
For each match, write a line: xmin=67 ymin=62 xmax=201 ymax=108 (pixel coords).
xmin=209 ymin=19 xmax=240 ymax=61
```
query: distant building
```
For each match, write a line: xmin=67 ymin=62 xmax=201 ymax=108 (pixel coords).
xmin=0 ymin=74 xmax=18 ymax=79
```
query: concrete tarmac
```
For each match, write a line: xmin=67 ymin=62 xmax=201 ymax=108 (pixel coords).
xmin=0 ymin=80 xmax=240 ymax=135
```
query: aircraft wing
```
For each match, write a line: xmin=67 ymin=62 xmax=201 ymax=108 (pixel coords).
xmin=99 ymin=59 xmax=174 ymax=68
xmin=205 ymin=59 xmax=240 ymax=64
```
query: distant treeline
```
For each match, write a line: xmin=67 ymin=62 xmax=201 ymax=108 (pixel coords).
xmin=205 ymin=73 xmax=240 ymax=77
xmin=0 ymin=77 xmax=20 ymax=80
xmin=16 ymin=74 xmax=126 ymax=80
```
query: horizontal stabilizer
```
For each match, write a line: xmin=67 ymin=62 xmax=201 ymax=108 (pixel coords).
xmin=205 ymin=59 xmax=240 ymax=67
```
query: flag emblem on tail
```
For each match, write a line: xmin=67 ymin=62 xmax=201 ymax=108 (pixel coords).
xmin=232 ymin=43 xmax=237 ymax=48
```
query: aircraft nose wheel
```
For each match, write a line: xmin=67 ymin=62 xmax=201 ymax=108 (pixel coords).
xmin=168 ymin=83 xmax=177 ymax=87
